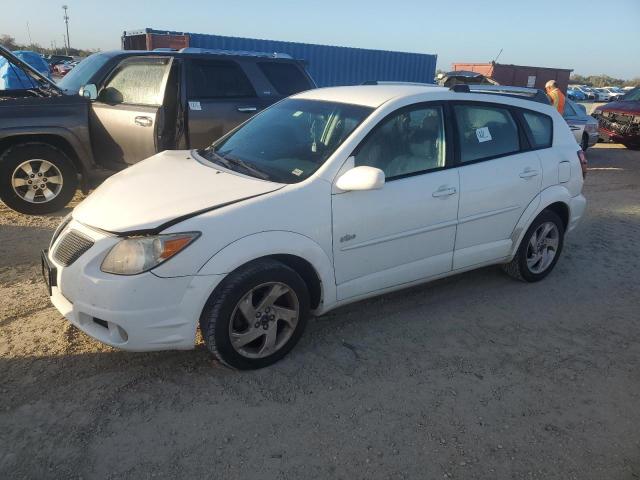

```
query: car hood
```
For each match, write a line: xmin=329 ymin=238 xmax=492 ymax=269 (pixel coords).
xmin=73 ymin=150 xmax=284 ymax=233
xmin=597 ymin=100 xmax=640 ymax=115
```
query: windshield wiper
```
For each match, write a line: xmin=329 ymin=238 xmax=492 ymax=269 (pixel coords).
xmin=200 ymin=147 xmax=273 ymax=181
xmin=223 ymin=155 xmax=272 ymax=181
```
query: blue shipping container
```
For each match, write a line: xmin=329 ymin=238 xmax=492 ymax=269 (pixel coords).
xmin=124 ymin=28 xmax=437 ymax=87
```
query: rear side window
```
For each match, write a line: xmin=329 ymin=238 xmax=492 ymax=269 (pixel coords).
xmin=188 ymin=60 xmax=255 ymax=99
xmin=522 ymin=110 xmax=553 ymax=148
xmin=257 ymin=62 xmax=311 ymax=96
xmin=453 ymin=104 xmax=520 ymax=163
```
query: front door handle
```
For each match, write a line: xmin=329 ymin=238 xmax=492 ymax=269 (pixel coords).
xmin=237 ymin=106 xmax=258 ymax=113
xmin=519 ymin=169 xmax=539 ymax=179
xmin=134 ymin=116 xmax=153 ymax=127
xmin=432 ymin=186 xmax=457 ymax=198
xmin=569 ymin=126 xmax=581 ymax=131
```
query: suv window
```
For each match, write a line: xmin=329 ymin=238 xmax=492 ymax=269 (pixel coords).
xmin=522 ymin=110 xmax=553 ymax=149
xmin=188 ymin=60 xmax=255 ymax=99
xmin=257 ymin=62 xmax=311 ymax=96
xmin=453 ymin=104 xmax=519 ymax=163
xmin=354 ymin=105 xmax=446 ymax=179
xmin=99 ymin=57 xmax=170 ymax=106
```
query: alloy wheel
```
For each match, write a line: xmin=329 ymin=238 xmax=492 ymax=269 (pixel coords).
xmin=11 ymin=159 xmax=63 ymax=204
xmin=228 ymin=282 xmax=300 ymax=359
xmin=526 ymin=221 xmax=560 ymax=274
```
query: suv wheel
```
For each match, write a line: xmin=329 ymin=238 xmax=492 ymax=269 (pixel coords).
xmin=0 ymin=143 xmax=78 ymax=214
xmin=199 ymin=259 xmax=310 ymax=369
xmin=502 ymin=210 xmax=565 ymax=282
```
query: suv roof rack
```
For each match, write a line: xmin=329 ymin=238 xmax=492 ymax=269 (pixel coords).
xmin=177 ymin=47 xmax=293 ymax=59
xmin=362 ymin=80 xmax=439 ymax=86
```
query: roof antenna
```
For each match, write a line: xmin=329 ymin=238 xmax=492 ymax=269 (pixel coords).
xmin=492 ymin=48 xmax=503 ymax=64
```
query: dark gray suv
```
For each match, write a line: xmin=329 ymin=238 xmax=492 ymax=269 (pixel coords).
xmin=0 ymin=46 xmax=315 ymax=214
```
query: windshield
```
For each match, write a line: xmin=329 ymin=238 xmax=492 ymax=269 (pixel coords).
xmin=199 ymin=98 xmax=373 ymax=183
xmin=58 ymin=52 xmax=111 ymax=93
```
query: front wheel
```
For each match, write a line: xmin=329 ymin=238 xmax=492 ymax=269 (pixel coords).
xmin=199 ymin=259 xmax=310 ymax=369
xmin=0 ymin=143 xmax=78 ymax=214
xmin=502 ymin=210 xmax=565 ymax=282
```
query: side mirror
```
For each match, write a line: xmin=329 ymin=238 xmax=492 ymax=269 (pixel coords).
xmin=79 ymin=84 xmax=97 ymax=100
xmin=335 ymin=166 xmax=385 ymax=192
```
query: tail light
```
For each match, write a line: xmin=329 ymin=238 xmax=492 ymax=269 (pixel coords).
xmin=577 ymin=150 xmax=587 ymax=178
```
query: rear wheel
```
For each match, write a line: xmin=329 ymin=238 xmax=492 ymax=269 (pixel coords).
xmin=502 ymin=210 xmax=565 ymax=282
xmin=581 ymin=133 xmax=589 ymax=151
xmin=199 ymin=259 xmax=310 ymax=369
xmin=0 ymin=143 xmax=78 ymax=214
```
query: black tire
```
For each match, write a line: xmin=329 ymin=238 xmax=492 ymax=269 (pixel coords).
xmin=502 ymin=210 xmax=565 ymax=283
xmin=0 ymin=142 xmax=78 ymax=215
xmin=199 ymin=258 xmax=310 ymax=370
xmin=581 ymin=133 xmax=589 ymax=152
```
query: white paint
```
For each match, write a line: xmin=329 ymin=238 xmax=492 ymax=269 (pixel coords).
xmin=48 ymin=85 xmax=586 ymax=353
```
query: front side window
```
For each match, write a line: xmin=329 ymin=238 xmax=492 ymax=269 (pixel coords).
xmin=522 ymin=110 xmax=553 ymax=149
xmin=188 ymin=60 xmax=255 ymax=99
xmin=99 ymin=57 xmax=170 ymax=106
xmin=199 ymin=98 xmax=372 ymax=183
xmin=354 ymin=106 xmax=446 ymax=179
xmin=453 ymin=104 xmax=520 ymax=163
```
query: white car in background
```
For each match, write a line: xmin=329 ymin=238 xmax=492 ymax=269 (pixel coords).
xmin=600 ymin=87 xmax=626 ymax=102
xmin=42 ymin=85 xmax=587 ymax=369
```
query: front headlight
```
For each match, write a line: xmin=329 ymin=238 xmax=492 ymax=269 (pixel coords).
xmin=101 ymin=232 xmax=200 ymax=275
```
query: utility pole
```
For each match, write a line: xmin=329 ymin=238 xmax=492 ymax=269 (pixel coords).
xmin=62 ymin=5 xmax=70 ymax=53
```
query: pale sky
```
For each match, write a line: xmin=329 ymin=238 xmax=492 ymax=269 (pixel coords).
xmin=1 ymin=0 xmax=639 ymax=79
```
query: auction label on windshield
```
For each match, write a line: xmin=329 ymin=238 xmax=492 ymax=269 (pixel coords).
xmin=189 ymin=101 xmax=202 ymax=111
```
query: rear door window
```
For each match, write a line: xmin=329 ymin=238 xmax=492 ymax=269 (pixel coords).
xmin=521 ymin=110 xmax=553 ymax=149
xmin=453 ymin=104 xmax=520 ymax=163
xmin=188 ymin=60 xmax=256 ymax=99
xmin=257 ymin=62 xmax=312 ymax=96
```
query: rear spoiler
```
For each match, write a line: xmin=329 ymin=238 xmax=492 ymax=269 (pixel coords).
xmin=0 ymin=45 xmax=63 ymax=94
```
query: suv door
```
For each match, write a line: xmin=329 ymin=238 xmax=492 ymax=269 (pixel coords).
xmin=89 ymin=56 xmax=174 ymax=166
xmin=451 ymin=102 xmax=541 ymax=269
xmin=185 ymin=59 xmax=269 ymax=148
xmin=332 ymin=104 xmax=459 ymax=301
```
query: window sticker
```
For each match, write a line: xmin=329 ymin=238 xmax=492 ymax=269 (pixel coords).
xmin=475 ymin=126 xmax=492 ymax=143
xmin=292 ymin=111 xmax=303 ymax=117
xmin=292 ymin=168 xmax=304 ymax=176
xmin=188 ymin=101 xmax=202 ymax=111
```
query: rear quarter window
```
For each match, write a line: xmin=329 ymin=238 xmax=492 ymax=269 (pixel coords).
xmin=522 ymin=110 xmax=553 ymax=149
xmin=257 ymin=62 xmax=312 ymax=96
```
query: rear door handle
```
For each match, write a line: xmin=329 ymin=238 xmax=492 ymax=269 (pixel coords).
xmin=237 ymin=106 xmax=258 ymax=113
xmin=134 ymin=116 xmax=153 ymax=127
xmin=519 ymin=169 xmax=539 ymax=179
xmin=432 ymin=186 xmax=457 ymax=198
xmin=569 ymin=126 xmax=581 ymax=131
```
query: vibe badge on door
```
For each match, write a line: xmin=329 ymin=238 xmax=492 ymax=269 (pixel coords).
xmin=476 ymin=126 xmax=492 ymax=143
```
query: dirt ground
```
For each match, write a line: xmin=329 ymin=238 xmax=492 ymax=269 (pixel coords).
xmin=1 ymin=144 xmax=639 ymax=480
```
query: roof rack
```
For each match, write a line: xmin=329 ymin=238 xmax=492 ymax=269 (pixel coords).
xmin=361 ymin=80 xmax=439 ymax=87
xmin=451 ymin=83 xmax=550 ymax=105
xmin=177 ymin=47 xmax=293 ymax=59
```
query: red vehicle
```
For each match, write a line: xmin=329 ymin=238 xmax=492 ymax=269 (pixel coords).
xmin=593 ymin=87 xmax=640 ymax=150
xmin=52 ymin=61 xmax=76 ymax=77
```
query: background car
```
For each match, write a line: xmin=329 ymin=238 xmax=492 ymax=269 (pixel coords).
xmin=0 ymin=49 xmax=52 ymax=89
xmin=567 ymin=88 xmax=586 ymax=101
xmin=601 ymin=87 xmax=626 ymax=102
xmin=592 ymin=87 xmax=640 ymax=150
xmin=572 ymin=85 xmax=596 ymax=100
xmin=564 ymin=99 xmax=599 ymax=150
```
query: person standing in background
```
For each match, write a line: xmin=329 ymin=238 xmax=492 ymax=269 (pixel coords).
xmin=545 ymin=80 xmax=566 ymax=115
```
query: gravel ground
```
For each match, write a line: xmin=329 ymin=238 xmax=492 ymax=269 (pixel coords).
xmin=1 ymin=144 xmax=639 ymax=480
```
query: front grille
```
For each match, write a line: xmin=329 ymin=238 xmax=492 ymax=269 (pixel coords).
xmin=53 ymin=230 xmax=94 ymax=266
